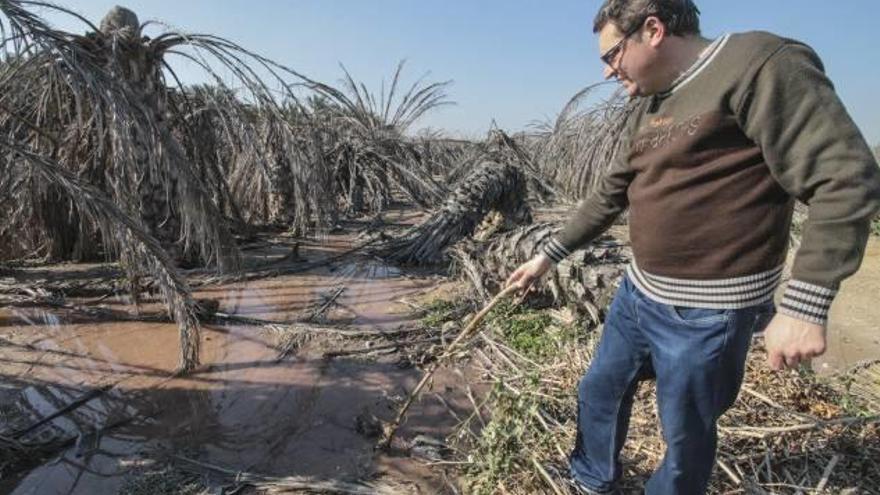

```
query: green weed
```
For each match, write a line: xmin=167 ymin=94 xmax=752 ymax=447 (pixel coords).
xmin=464 ymin=377 xmax=543 ymax=495
xmin=485 ymin=300 xmax=579 ymax=360
xmin=420 ymin=298 xmax=459 ymax=327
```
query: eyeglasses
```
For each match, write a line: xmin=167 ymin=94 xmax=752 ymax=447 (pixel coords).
xmin=600 ymin=23 xmax=643 ymax=67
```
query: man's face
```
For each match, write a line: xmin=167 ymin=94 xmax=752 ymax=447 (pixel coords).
xmin=597 ymin=21 xmax=655 ymax=97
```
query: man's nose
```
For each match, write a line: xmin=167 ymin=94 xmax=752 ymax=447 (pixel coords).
xmin=603 ymin=64 xmax=616 ymax=80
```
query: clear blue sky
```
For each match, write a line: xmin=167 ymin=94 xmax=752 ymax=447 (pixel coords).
xmin=38 ymin=1 xmax=880 ymax=145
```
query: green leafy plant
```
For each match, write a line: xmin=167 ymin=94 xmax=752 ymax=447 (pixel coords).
xmin=485 ymin=300 xmax=578 ymax=360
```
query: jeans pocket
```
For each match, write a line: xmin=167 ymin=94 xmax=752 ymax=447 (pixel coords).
xmin=665 ymin=304 xmax=731 ymax=326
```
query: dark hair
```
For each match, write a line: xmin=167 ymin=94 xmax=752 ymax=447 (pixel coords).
xmin=593 ymin=0 xmax=701 ymax=36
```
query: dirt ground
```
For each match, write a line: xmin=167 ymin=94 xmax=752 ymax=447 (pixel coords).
xmin=816 ymin=236 xmax=880 ymax=372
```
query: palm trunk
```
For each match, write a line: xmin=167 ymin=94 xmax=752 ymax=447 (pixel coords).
xmin=453 ymin=222 xmax=631 ymax=326
xmin=385 ymin=161 xmax=532 ymax=264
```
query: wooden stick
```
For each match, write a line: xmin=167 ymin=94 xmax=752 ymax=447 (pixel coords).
xmin=740 ymin=384 xmax=819 ymax=423
xmin=717 ymin=458 xmax=742 ymax=485
xmin=323 ymin=336 xmax=441 ymax=358
xmin=532 ymin=456 xmax=566 ymax=495
xmin=215 ymin=312 xmax=406 ymax=337
xmin=306 ymin=286 xmax=345 ymax=321
xmin=465 ymin=384 xmax=486 ymax=428
xmin=378 ymin=284 xmax=518 ymax=449
xmin=815 ymin=454 xmax=841 ymax=492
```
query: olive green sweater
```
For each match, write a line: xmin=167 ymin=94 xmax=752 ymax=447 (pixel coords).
xmin=542 ymin=31 xmax=880 ymax=325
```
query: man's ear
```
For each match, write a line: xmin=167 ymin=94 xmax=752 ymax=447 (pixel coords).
xmin=644 ymin=16 xmax=666 ymax=48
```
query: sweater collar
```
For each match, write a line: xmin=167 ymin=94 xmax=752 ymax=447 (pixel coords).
xmin=656 ymin=33 xmax=730 ymax=98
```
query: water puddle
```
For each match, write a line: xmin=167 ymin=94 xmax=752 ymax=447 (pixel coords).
xmin=0 ymin=233 xmax=467 ymax=494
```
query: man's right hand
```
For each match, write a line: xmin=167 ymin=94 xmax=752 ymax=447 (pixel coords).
xmin=504 ymin=253 xmax=553 ymax=297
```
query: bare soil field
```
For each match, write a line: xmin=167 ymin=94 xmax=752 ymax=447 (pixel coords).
xmin=819 ymin=236 xmax=880 ymax=372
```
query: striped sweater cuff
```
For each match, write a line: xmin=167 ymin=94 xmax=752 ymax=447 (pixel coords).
xmin=778 ymin=279 xmax=837 ymax=326
xmin=541 ymin=237 xmax=571 ymax=264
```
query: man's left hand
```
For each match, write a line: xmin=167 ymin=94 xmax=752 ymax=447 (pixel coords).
xmin=762 ymin=313 xmax=827 ymax=371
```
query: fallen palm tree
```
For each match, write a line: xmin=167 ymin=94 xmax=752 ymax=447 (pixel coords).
xmin=383 ymin=161 xmax=533 ymax=265
xmin=455 ymin=222 xmax=631 ymax=325
xmin=439 ymin=128 xmax=556 ymax=205
xmin=484 ymin=129 xmax=558 ymax=203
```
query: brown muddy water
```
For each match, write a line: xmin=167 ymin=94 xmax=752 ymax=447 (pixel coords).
xmin=0 ymin=222 xmax=472 ymax=494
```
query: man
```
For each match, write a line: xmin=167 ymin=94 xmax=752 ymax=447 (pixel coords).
xmin=504 ymin=1 xmax=880 ymax=493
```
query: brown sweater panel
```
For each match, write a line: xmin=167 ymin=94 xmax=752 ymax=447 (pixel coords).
xmin=628 ymin=111 xmax=793 ymax=278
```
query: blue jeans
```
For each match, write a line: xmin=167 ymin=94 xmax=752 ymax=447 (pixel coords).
xmin=570 ymin=274 xmax=775 ymax=494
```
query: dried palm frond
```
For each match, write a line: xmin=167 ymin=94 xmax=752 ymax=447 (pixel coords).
xmin=533 ymin=84 xmax=637 ymax=200
xmin=0 ymin=140 xmax=200 ymax=370
xmin=308 ymin=61 xmax=453 ymax=213
xmin=413 ymin=133 xmax=478 ymax=178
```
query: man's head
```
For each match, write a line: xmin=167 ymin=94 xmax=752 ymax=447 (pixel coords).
xmin=593 ymin=0 xmax=702 ymax=97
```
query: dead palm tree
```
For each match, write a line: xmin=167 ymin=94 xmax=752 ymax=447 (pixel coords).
xmin=0 ymin=1 xmax=341 ymax=369
xmin=309 ymin=61 xmax=453 ymax=214
xmin=453 ymin=223 xmax=630 ymax=325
